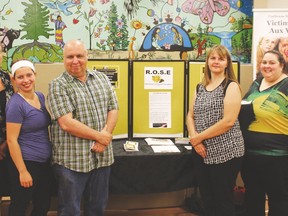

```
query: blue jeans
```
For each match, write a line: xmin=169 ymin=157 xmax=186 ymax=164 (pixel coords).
xmin=53 ymin=164 xmax=111 ymax=216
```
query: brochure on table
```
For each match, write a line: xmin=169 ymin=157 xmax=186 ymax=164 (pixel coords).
xmin=145 ymin=138 xmax=180 ymax=153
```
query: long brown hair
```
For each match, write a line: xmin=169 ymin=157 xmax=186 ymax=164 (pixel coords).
xmin=202 ymin=45 xmax=238 ymax=87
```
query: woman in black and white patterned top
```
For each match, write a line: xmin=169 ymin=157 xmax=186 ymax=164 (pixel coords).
xmin=186 ymin=45 xmax=244 ymax=216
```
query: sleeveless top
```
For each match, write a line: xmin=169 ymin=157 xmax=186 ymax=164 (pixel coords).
xmin=194 ymin=80 xmax=245 ymax=164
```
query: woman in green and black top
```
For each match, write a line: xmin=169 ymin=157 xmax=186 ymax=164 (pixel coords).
xmin=240 ymin=50 xmax=288 ymax=216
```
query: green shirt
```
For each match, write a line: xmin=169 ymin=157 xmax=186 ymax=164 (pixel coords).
xmin=48 ymin=70 xmax=119 ymax=172
xmin=241 ymin=77 xmax=288 ymax=156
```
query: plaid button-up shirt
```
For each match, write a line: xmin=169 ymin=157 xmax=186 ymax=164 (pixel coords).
xmin=48 ymin=70 xmax=119 ymax=172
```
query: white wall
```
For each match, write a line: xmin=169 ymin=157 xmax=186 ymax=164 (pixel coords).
xmin=266 ymin=0 xmax=288 ymax=8
xmin=254 ymin=0 xmax=288 ymax=8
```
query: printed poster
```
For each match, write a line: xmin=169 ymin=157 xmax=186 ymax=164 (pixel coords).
xmin=144 ymin=67 xmax=173 ymax=89
xmin=253 ymin=9 xmax=288 ymax=78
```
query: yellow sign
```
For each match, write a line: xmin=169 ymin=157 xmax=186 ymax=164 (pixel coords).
xmin=87 ymin=60 xmax=129 ymax=139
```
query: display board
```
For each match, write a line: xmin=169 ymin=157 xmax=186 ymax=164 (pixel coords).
xmin=187 ymin=60 xmax=240 ymax=108
xmin=132 ymin=60 xmax=186 ymax=138
xmin=87 ymin=60 xmax=129 ymax=139
xmin=35 ymin=60 xmax=129 ymax=139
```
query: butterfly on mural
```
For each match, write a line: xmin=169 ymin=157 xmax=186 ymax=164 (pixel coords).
xmin=181 ymin=0 xmax=230 ymax=24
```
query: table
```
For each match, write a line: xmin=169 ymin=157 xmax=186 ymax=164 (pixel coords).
xmin=109 ymin=138 xmax=196 ymax=194
xmin=0 ymin=139 xmax=196 ymax=196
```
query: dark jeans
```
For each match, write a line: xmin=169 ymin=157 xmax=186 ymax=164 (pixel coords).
xmin=8 ymin=160 xmax=52 ymax=216
xmin=192 ymin=150 xmax=242 ymax=216
xmin=241 ymin=154 xmax=288 ymax=216
xmin=53 ymin=164 xmax=111 ymax=216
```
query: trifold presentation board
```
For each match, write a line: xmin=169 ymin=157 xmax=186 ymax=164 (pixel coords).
xmin=35 ymin=60 xmax=129 ymax=139
xmin=132 ymin=60 xmax=186 ymax=138
xmin=187 ymin=60 xmax=240 ymax=109
xmin=87 ymin=60 xmax=129 ymax=139
xmin=35 ymin=60 xmax=239 ymax=140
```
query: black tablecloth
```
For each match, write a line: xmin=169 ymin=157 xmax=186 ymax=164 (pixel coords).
xmin=0 ymin=139 xmax=196 ymax=196
xmin=109 ymin=139 xmax=196 ymax=194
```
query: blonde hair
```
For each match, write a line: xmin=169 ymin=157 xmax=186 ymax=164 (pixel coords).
xmin=256 ymin=36 xmax=279 ymax=73
xmin=202 ymin=45 xmax=238 ymax=87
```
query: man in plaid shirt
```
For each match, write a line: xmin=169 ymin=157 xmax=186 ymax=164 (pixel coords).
xmin=47 ymin=39 xmax=119 ymax=216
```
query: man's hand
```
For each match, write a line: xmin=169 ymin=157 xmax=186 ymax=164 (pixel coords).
xmin=91 ymin=142 xmax=107 ymax=153
xmin=97 ymin=129 xmax=112 ymax=146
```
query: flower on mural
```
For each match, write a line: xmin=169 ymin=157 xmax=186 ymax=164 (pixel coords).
xmin=100 ymin=0 xmax=110 ymax=4
xmin=94 ymin=27 xmax=103 ymax=38
xmin=87 ymin=0 xmax=96 ymax=5
xmin=89 ymin=7 xmax=97 ymax=17
xmin=100 ymin=39 xmax=106 ymax=45
xmin=105 ymin=25 xmax=110 ymax=31
xmin=229 ymin=16 xmax=236 ymax=23
xmin=110 ymin=43 xmax=115 ymax=49
xmin=116 ymin=32 xmax=122 ymax=37
xmin=72 ymin=0 xmax=81 ymax=4
xmin=73 ymin=18 xmax=80 ymax=24
xmin=131 ymin=36 xmax=136 ymax=41
xmin=116 ymin=19 xmax=124 ymax=28
xmin=131 ymin=20 xmax=143 ymax=30
xmin=96 ymin=39 xmax=107 ymax=51
xmin=175 ymin=15 xmax=182 ymax=24
xmin=207 ymin=26 xmax=213 ymax=32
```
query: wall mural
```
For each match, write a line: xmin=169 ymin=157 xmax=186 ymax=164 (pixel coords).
xmin=0 ymin=0 xmax=253 ymax=72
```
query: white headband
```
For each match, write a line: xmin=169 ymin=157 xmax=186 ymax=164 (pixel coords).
xmin=11 ymin=60 xmax=35 ymax=76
